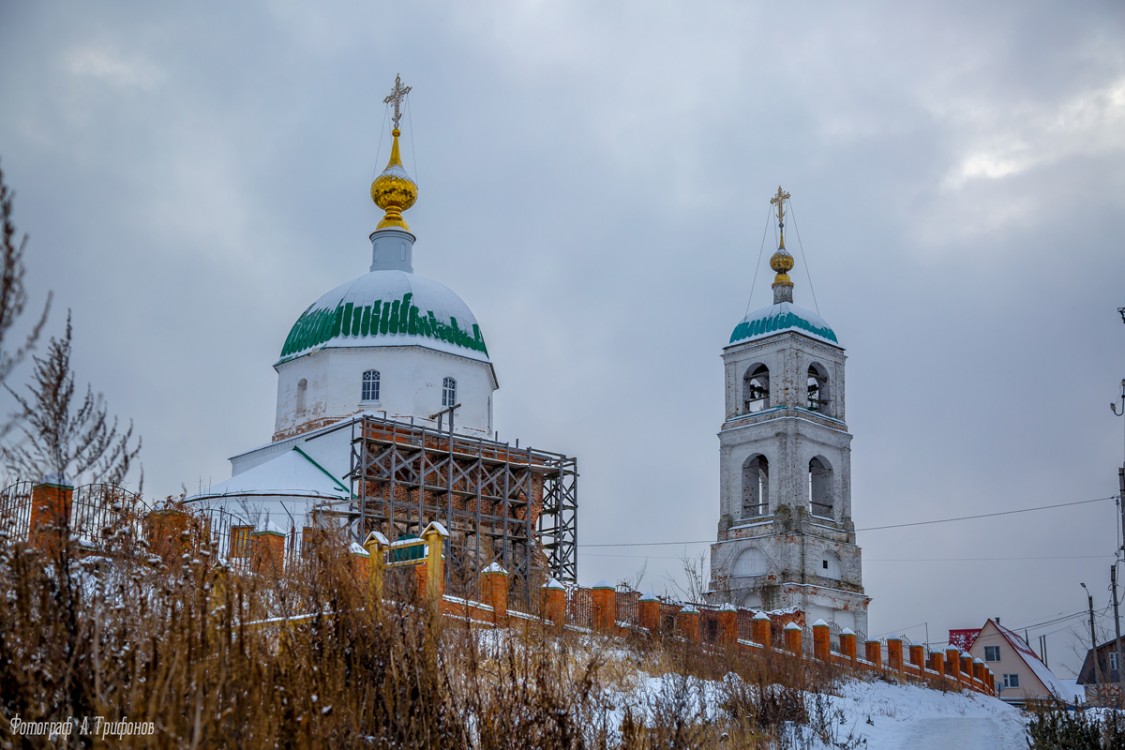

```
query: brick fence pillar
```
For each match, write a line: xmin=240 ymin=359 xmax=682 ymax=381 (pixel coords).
xmin=865 ymin=640 xmax=882 ymax=669
xmin=751 ymin=612 xmax=772 ymax=649
xmin=542 ymin=579 xmax=566 ymax=626
xmin=717 ymin=605 xmax=738 ymax=647
xmin=909 ymin=644 xmax=926 ymax=671
xmin=812 ymin=619 xmax=831 ymax=662
xmin=29 ymin=481 xmax=74 ymax=554
xmin=146 ymin=508 xmax=193 ymax=565
xmin=886 ymin=638 xmax=904 ymax=672
xmin=929 ymin=651 xmax=945 ymax=678
xmin=591 ymin=582 xmax=617 ymax=632
xmin=676 ymin=606 xmax=701 ymax=643
xmin=945 ymin=648 xmax=962 ymax=684
xmin=480 ymin=563 xmax=509 ymax=625
xmin=250 ymin=529 xmax=285 ymax=576
xmin=785 ymin=623 xmax=804 ymax=656
xmin=839 ymin=628 xmax=857 ymax=662
xmin=638 ymin=593 xmax=661 ymax=632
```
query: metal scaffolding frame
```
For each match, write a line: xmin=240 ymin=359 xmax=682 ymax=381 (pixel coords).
xmin=347 ymin=415 xmax=577 ymax=603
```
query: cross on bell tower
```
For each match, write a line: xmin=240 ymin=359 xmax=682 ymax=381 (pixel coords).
xmin=384 ymin=74 xmax=412 ymax=130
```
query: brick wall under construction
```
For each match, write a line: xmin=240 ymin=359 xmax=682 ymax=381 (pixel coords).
xmin=347 ymin=415 xmax=577 ymax=608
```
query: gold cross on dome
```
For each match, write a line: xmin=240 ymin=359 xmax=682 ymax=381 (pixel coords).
xmin=769 ymin=185 xmax=790 ymax=230
xmin=384 ymin=74 xmax=412 ymax=130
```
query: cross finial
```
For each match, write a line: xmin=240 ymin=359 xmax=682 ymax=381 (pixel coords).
xmin=769 ymin=185 xmax=791 ymax=246
xmin=384 ymin=74 xmax=412 ymax=130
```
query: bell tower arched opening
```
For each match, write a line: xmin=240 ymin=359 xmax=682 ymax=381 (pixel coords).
xmin=742 ymin=364 xmax=770 ymax=413
xmin=809 ymin=456 xmax=833 ymax=518
xmin=741 ymin=454 xmax=769 ymax=518
xmin=807 ymin=363 xmax=829 ymax=414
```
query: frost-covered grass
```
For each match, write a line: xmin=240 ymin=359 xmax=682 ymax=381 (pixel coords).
xmin=0 ymin=536 xmax=1038 ymax=748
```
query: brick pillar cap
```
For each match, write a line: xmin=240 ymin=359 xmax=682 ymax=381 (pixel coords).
xmin=784 ymin=622 xmax=803 ymax=631
xmin=753 ymin=611 xmax=771 ymax=621
xmin=840 ymin=627 xmax=855 ymax=636
xmin=812 ymin=619 xmax=830 ymax=628
xmin=481 ymin=562 xmax=508 ymax=575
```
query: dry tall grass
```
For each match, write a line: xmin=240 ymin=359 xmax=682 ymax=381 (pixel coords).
xmin=0 ymin=534 xmax=856 ymax=749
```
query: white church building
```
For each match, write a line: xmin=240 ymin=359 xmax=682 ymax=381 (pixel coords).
xmin=185 ymin=78 xmax=577 ymax=595
xmin=709 ymin=187 xmax=869 ymax=637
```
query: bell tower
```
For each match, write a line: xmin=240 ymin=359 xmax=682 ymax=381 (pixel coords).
xmin=709 ymin=187 xmax=869 ymax=636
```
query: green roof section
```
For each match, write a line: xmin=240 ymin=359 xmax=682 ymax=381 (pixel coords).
xmin=729 ymin=309 xmax=838 ymax=345
xmin=278 ymin=291 xmax=489 ymax=363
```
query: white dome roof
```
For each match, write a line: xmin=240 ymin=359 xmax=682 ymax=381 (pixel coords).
xmin=278 ymin=270 xmax=490 ymax=364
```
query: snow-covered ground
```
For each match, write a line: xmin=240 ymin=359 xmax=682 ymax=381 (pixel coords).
xmin=827 ymin=680 xmax=1027 ymax=750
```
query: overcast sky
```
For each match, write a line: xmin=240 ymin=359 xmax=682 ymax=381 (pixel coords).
xmin=2 ymin=1 xmax=1125 ymax=677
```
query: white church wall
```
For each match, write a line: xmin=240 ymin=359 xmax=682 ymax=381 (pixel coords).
xmin=274 ymin=345 xmax=495 ymax=439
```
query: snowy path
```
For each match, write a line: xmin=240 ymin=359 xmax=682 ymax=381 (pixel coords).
xmin=834 ymin=682 xmax=1029 ymax=750
xmin=880 ymin=717 xmax=1027 ymax=749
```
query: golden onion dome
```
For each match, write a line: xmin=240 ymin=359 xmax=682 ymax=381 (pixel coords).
xmin=370 ymin=128 xmax=418 ymax=232
xmin=770 ymin=248 xmax=794 ymax=286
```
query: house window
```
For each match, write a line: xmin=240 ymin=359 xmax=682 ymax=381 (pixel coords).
xmin=442 ymin=377 xmax=456 ymax=407
xmin=1002 ymin=674 xmax=1019 ymax=689
xmin=230 ymin=525 xmax=253 ymax=559
xmin=362 ymin=369 xmax=381 ymax=401
xmin=984 ymin=646 xmax=1000 ymax=662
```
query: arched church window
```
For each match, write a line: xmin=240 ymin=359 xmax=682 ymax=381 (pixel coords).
xmin=741 ymin=454 xmax=769 ymax=517
xmin=296 ymin=378 xmax=308 ymax=415
xmin=807 ymin=364 xmax=829 ymax=413
xmin=362 ymin=369 xmax=381 ymax=401
xmin=743 ymin=365 xmax=770 ymax=413
xmin=442 ymin=377 xmax=457 ymax=408
xmin=809 ymin=457 xmax=833 ymax=518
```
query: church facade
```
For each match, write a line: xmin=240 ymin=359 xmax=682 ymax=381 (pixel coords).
xmin=185 ymin=78 xmax=577 ymax=599
xmin=709 ymin=188 xmax=869 ymax=637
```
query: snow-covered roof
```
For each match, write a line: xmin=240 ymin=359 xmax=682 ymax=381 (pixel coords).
xmin=728 ymin=301 xmax=839 ymax=347
xmin=185 ymin=447 xmax=352 ymax=502
xmin=278 ymin=269 xmax=490 ymax=365
xmin=991 ymin=620 xmax=1068 ymax=701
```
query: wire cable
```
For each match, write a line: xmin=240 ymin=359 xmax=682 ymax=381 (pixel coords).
xmin=578 ymin=494 xmax=1115 ymax=548
xmin=744 ymin=203 xmax=773 ymax=315
xmin=787 ymin=198 xmax=820 ymax=315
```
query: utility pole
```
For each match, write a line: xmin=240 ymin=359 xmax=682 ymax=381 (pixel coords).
xmin=1114 ymin=566 xmax=1124 ymax=706
xmin=1083 ymin=582 xmax=1104 ymax=702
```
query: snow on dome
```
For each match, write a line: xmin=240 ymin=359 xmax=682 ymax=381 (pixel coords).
xmin=278 ymin=270 xmax=490 ymax=365
xmin=728 ymin=301 xmax=838 ymax=346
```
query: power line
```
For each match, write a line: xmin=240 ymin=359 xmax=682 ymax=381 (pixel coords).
xmin=577 ymin=494 xmax=1116 ymax=548
xmin=857 ymin=495 xmax=1114 ymax=532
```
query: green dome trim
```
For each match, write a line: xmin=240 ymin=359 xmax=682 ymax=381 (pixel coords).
xmin=279 ymin=291 xmax=489 ymax=363
xmin=729 ymin=308 xmax=838 ymax=345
